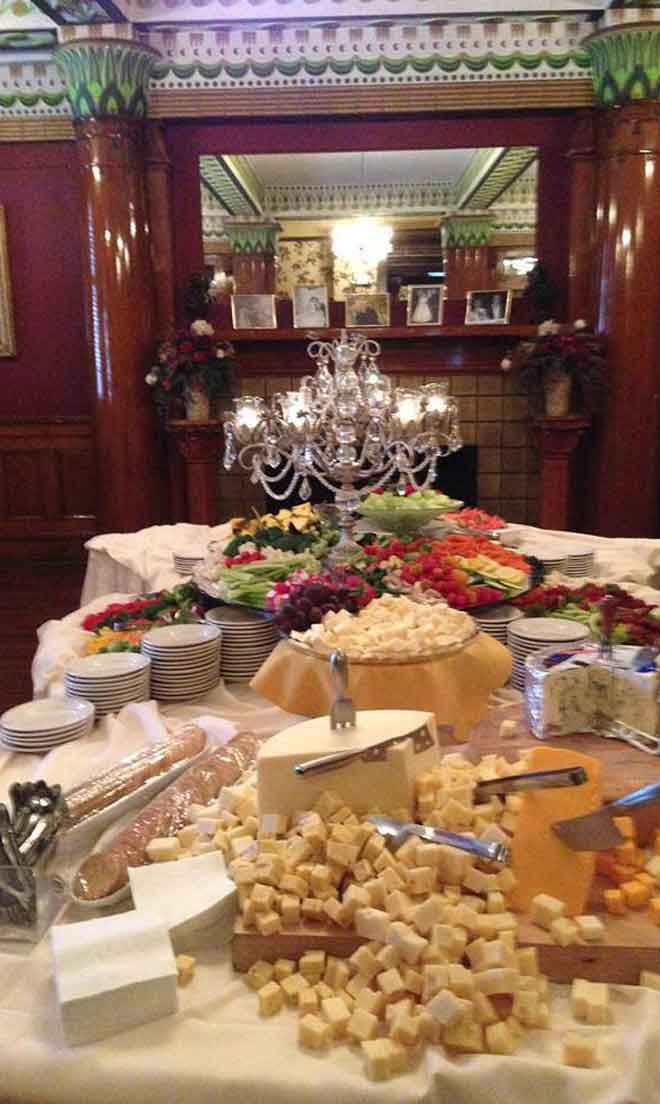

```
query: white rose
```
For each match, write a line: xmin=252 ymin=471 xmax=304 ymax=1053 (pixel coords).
xmin=537 ymin=319 xmax=559 ymax=336
xmin=500 ymin=357 xmax=512 ymax=371
xmin=574 ymin=318 xmax=587 ymax=330
xmin=191 ymin=319 xmax=214 ymax=336
xmin=145 ymin=372 xmax=158 ymax=386
xmin=216 ymin=348 xmax=227 ymax=359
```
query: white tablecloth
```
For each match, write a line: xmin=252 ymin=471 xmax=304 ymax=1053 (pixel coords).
xmin=81 ymin=523 xmax=660 ymax=604
xmin=1 ymin=589 xmax=659 ymax=1104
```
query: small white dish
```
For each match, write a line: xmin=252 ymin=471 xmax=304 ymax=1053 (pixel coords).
xmin=1 ymin=697 xmax=95 ymax=733
xmin=142 ymin=623 xmax=220 ymax=649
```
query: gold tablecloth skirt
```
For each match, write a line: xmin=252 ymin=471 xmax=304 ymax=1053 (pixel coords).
xmin=251 ymin=632 xmax=512 ymax=743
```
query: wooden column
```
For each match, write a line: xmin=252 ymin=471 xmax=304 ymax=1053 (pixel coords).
xmin=224 ymin=219 xmax=280 ymax=294
xmin=145 ymin=121 xmax=176 ymax=340
xmin=532 ymin=417 xmax=591 ymax=531
xmin=55 ymin=32 xmax=165 ymax=534
xmin=567 ymin=110 xmax=598 ymax=323
xmin=166 ymin=421 xmax=223 ymax=525
xmin=585 ymin=19 xmax=660 ymax=537
xmin=441 ymin=215 xmax=494 ymax=301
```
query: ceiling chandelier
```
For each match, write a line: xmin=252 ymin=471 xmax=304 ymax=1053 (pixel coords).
xmin=223 ymin=332 xmax=462 ymax=562
xmin=331 ymin=219 xmax=393 ymax=285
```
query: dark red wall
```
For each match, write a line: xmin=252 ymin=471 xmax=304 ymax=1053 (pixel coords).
xmin=0 ymin=142 xmax=88 ymax=417
xmin=166 ymin=111 xmax=573 ymax=321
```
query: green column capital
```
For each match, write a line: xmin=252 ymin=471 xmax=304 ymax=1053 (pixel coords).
xmin=585 ymin=10 xmax=660 ymax=105
xmin=55 ymin=32 xmax=159 ymax=121
xmin=223 ymin=219 xmax=281 ymax=255
xmin=441 ymin=214 xmax=494 ymax=249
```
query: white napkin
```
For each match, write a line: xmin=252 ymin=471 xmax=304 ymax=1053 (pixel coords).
xmin=83 ymin=522 xmax=232 ymax=596
xmin=50 ymin=909 xmax=178 ymax=1046
xmin=128 ymin=852 xmax=237 ymax=952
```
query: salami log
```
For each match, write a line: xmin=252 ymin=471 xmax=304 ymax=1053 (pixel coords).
xmin=73 ymin=730 xmax=263 ymax=901
xmin=64 ymin=723 xmax=207 ymax=826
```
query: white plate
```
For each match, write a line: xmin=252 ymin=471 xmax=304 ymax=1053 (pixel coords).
xmin=142 ymin=623 xmax=220 ymax=649
xmin=1 ymin=697 xmax=95 ymax=733
xmin=145 ymin=652 xmax=221 ymax=667
xmin=508 ymin=618 xmax=590 ymax=642
xmin=146 ymin=648 xmax=220 ymax=662
xmin=150 ymin=663 xmax=220 ymax=679
xmin=1 ymin=718 xmax=92 ymax=738
xmin=65 ymin=653 xmax=151 ymax=679
xmin=66 ymin=671 xmax=150 ymax=687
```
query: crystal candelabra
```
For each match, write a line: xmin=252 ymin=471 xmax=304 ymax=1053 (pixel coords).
xmin=222 ymin=331 xmax=462 ymax=561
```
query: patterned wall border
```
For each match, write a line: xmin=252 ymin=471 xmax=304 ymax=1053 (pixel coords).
xmin=0 ymin=16 xmax=595 ymax=117
xmin=463 ymin=145 xmax=537 ymax=208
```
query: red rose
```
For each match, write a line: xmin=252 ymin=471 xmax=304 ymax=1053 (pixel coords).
xmin=192 ymin=351 xmax=206 ymax=363
xmin=179 ymin=341 xmax=193 ymax=355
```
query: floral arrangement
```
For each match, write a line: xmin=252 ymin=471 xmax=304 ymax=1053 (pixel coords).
xmin=146 ymin=320 xmax=236 ymax=417
xmin=82 ymin=583 xmax=202 ymax=636
xmin=501 ymin=319 xmax=607 ymax=415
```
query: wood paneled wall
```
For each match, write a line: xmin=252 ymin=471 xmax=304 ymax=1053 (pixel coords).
xmin=0 ymin=419 xmax=96 ymax=558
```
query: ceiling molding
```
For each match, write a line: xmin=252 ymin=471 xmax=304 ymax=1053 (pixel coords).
xmin=0 ymin=113 xmax=73 ymax=138
xmin=464 ymin=145 xmax=538 ymax=207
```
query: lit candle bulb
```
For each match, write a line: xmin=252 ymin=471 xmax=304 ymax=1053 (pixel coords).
xmin=394 ymin=390 xmax=422 ymax=426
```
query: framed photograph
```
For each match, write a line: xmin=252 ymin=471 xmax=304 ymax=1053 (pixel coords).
xmin=231 ymin=293 xmax=277 ymax=330
xmin=0 ymin=207 xmax=16 ymax=357
xmin=465 ymin=289 xmax=512 ymax=326
xmin=344 ymin=293 xmax=390 ymax=329
xmin=406 ymin=284 xmax=444 ymax=327
xmin=292 ymin=285 xmax=330 ymax=329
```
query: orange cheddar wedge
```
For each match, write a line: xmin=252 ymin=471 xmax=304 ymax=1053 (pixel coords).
xmin=510 ymin=745 xmax=603 ymax=916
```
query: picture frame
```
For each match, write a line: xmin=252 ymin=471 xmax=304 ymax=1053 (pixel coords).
xmin=344 ymin=292 xmax=390 ymax=329
xmin=464 ymin=289 xmax=512 ymax=326
xmin=292 ymin=285 xmax=330 ymax=329
xmin=0 ymin=206 xmax=16 ymax=357
xmin=406 ymin=284 xmax=444 ymax=327
xmin=231 ymin=293 xmax=278 ymax=330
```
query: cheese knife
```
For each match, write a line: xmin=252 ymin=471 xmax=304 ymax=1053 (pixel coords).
xmin=552 ymin=780 xmax=660 ymax=851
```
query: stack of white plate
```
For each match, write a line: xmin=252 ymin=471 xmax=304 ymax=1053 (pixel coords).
xmin=205 ymin=605 xmax=279 ymax=683
xmin=472 ymin=604 xmax=524 ymax=643
xmin=564 ymin=546 xmax=596 ymax=578
xmin=64 ymin=653 xmax=151 ymax=717
xmin=0 ymin=698 xmax=95 ymax=753
xmin=173 ymin=549 xmax=207 ymax=576
xmin=142 ymin=623 xmax=221 ymax=701
xmin=507 ymin=617 xmax=591 ymax=690
xmin=531 ymin=546 xmax=572 ymax=575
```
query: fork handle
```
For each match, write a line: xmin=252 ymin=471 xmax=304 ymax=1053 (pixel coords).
xmin=330 ymin=650 xmax=349 ymax=698
xmin=476 ymin=766 xmax=587 ymax=797
xmin=603 ymin=781 xmax=660 ymax=813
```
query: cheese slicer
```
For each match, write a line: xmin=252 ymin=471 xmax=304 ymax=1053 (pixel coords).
xmin=367 ymin=815 xmax=510 ymax=865
xmin=329 ymin=650 xmax=355 ymax=731
xmin=552 ymin=780 xmax=660 ymax=851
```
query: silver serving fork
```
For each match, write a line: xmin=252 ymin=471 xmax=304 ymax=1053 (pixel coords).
xmin=329 ymin=650 xmax=356 ymax=731
xmin=598 ymin=720 xmax=660 ymax=755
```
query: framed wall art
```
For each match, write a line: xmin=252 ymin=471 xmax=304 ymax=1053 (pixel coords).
xmin=465 ymin=289 xmax=512 ymax=325
xmin=231 ymin=294 xmax=278 ymax=330
xmin=0 ymin=206 xmax=16 ymax=357
xmin=406 ymin=285 xmax=444 ymax=326
xmin=344 ymin=293 xmax=390 ymax=328
xmin=292 ymin=285 xmax=330 ymax=329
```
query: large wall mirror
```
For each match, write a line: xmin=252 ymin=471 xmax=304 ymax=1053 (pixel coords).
xmin=198 ymin=146 xmax=538 ymax=320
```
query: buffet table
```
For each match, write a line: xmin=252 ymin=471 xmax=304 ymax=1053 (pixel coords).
xmin=1 ymin=563 xmax=659 ymax=1104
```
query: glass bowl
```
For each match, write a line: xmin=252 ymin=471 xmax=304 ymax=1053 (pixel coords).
xmin=358 ymin=500 xmax=462 ymax=537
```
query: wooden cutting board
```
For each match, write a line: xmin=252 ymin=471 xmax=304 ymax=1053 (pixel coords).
xmin=232 ymin=707 xmax=660 ymax=983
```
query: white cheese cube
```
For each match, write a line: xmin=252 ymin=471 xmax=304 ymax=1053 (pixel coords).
xmin=321 ymin=995 xmax=351 ymax=1038
xmin=485 ymin=1020 xmax=516 ymax=1055
xmin=354 ymin=908 xmax=391 ymax=943
xmin=640 ymin=970 xmax=660 ymax=991
xmin=644 ymin=854 xmax=660 ymax=882
xmin=146 ymin=837 xmax=181 ymax=863
xmin=246 ymin=960 xmax=274 ymax=990
xmin=550 ymin=917 xmax=580 ymax=947
xmin=571 ymin=978 xmax=611 ymax=1024
xmin=376 ymin=967 xmax=405 ymax=1001
xmin=575 ymin=915 xmax=606 ymax=943
xmin=281 ymin=972 xmax=311 ymax=1006
xmin=361 ymin=1039 xmax=393 ymax=1081
xmin=426 ymin=988 xmax=471 ymax=1027
xmin=473 ymin=968 xmax=520 ymax=995
xmin=388 ymin=921 xmax=428 ymax=965
xmin=258 ymin=981 xmax=284 ymax=1017
xmin=299 ymin=1012 xmax=332 ymax=1049
xmin=356 ymin=988 xmax=387 ymax=1017
xmin=422 ymin=964 xmax=449 ymax=1002
xmin=348 ymin=1007 xmax=379 ymax=1042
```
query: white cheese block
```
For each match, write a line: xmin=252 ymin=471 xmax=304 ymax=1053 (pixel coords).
xmin=128 ymin=851 xmax=237 ymax=952
xmin=50 ymin=910 xmax=177 ymax=1046
xmin=525 ymin=645 xmax=659 ymax=740
xmin=257 ymin=709 xmax=438 ymax=818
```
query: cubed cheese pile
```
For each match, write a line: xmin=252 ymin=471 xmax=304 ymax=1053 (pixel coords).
xmin=594 ymin=818 xmax=660 ymax=923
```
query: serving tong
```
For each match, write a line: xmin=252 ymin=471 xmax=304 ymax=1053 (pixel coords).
xmin=0 ymin=781 xmax=66 ymax=929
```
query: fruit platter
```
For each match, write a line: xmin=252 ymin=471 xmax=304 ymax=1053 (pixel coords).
xmin=443 ymin=506 xmax=507 ymax=535
xmin=357 ymin=486 xmax=462 ymax=537
xmin=512 ymin=582 xmax=660 ymax=646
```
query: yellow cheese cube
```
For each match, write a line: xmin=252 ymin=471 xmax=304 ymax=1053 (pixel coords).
xmin=375 ymin=944 xmax=400 ymax=971
xmin=326 ymin=840 xmax=359 ymax=867
xmin=321 ymin=996 xmax=351 ymax=1038
xmin=251 ymin=883 xmax=276 ymax=913
xmin=486 ymin=891 xmax=506 ymax=915
xmin=352 ymin=859 xmax=374 ymax=884
xmin=323 ymin=897 xmax=352 ymax=928
xmin=280 ymin=894 xmax=300 ymax=927
xmin=650 ymin=897 xmax=660 ymax=925
xmin=354 ymin=907 xmax=392 ymax=943
xmin=400 ymin=965 xmax=423 ymax=996
xmin=571 ymin=978 xmax=610 ymax=1024
xmin=422 ymin=964 xmax=450 ymax=1002
xmin=621 ymin=880 xmax=652 ymax=908
xmin=346 ymin=973 xmax=370 ymax=999
xmin=301 ymin=897 xmax=324 ymax=922
xmin=443 ymin=1017 xmax=484 ymax=1053
xmin=146 ymin=836 xmax=181 ymax=863
xmin=385 ymin=890 xmax=414 ymax=921
xmin=604 ymin=888 xmax=626 ymax=914
xmin=377 ymin=967 xmax=405 ymax=1001
xmin=299 ymin=1012 xmax=332 ymax=1050
xmin=342 ymin=884 xmax=371 ymax=915
xmin=387 ymin=1039 xmax=410 ymax=1073
xmin=314 ymin=790 xmax=344 ymax=818
xmin=298 ymin=987 xmax=320 ymax=1015
xmin=486 ymin=1020 xmax=516 ymax=1055
xmin=389 ymin=1011 xmax=420 ymax=1046
xmin=640 ymin=969 xmax=660 ymax=990
xmin=280 ymin=972 xmax=310 ymax=1006
xmin=348 ymin=1007 xmax=379 ymax=1042
xmin=512 ymin=989 xmax=539 ymax=1026
xmin=388 ymin=920 xmax=428 ymax=965
xmin=258 ymin=981 xmax=284 ymax=1017
xmin=299 ymin=950 xmax=326 ymax=980
xmin=280 ymin=873 xmax=308 ymax=897
xmin=175 ymin=954 xmax=196 ymax=987
xmin=645 ymin=855 xmax=660 ymax=881
xmin=356 ymin=987 xmax=387 ymax=1017
xmin=273 ymin=958 xmax=295 ymax=980
xmin=361 ymin=1039 xmax=393 ymax=1081
xmin=350 ymin=944 xmax=381 ymax=980
xmin=447 ymin=964 xmax=475 ymax=998
xmin=530 ymin=892 xmax=566 ymax=930
xmin=516 ymin=947 xmax=540 ymax=976
xmin=246 ymin=960 xmax=274 ymax=990
xmin=473 ymin=968 xmax=520 ymax=995
xmin=612 ymin=815 xmax=635 ymax=839
xmin=324 ymin=956 xmax=350 ymax=992
xmin=407 ymin=867 xmax=436 ymax=895
xmin=562 ymin=1031 xmax=600 ymax=1068
xmin=426 ymin=988 xmax=470 ymax=1026
xmin=471 ymin=991 xmax=498 ymax=1026
xmin=407 ymin=895 xmax=446 ymax=935
xmin=255 ymin=909 xmax=281 ymax=936
xmin=363 ymin=878 xmax=386 ymax=909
